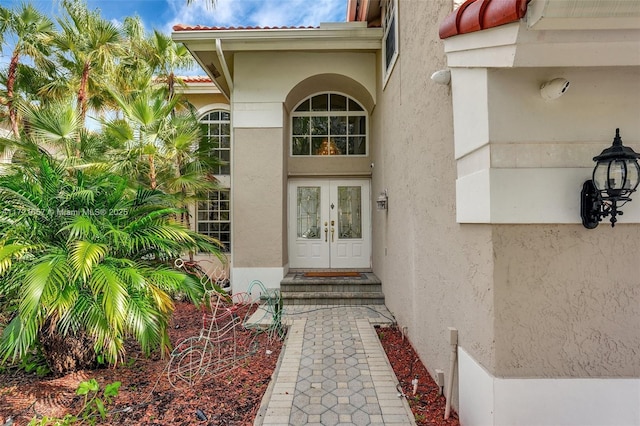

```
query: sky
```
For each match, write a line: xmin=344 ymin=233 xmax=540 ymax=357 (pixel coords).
xmin=0 ymin=0 xmax=347 ymax=69
xmin=0 ymin=0 xmax=347 ymax=34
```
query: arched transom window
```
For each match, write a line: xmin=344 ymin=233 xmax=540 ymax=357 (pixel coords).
xmin=291 ymin=93 xmax=367 ymax=156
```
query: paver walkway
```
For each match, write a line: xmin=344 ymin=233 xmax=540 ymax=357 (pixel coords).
xmin=254 ymin=305 xmax=416 ymax=426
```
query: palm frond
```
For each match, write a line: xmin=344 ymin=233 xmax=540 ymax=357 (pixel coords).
xmin=69 ymin=240 xmax=106 ymax=282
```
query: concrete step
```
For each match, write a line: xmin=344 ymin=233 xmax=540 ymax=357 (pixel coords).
xmin=282 ymin=291 xmax=386 ymax=305
xmin=281 ymin=281 xmax=382 ymax=293
xmin=280 ymin=272 xmax=385 ymax=305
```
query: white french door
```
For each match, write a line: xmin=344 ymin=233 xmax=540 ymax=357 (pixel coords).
xmin=288 ymin=179 xmax=371 ymax=269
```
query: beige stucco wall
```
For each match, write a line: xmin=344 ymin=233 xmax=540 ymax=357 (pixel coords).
xmin=233 ymin=127 xmax=286 ymax=267
xmin=370 ymin=0 xmax=496 ymax=407
xmin=452 ymin=64 xmax=640 ymax=378
xmin=186 ymin=93 xmax=228 ymax=112
xmin=230 ymin=49 xmax=378 ymax=272
xmin=493 ymin=225 xmax=640 ymax=378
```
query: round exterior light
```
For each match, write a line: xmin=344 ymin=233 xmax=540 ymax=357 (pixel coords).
xmin=581 ymin=128 xmax=640 ymax=228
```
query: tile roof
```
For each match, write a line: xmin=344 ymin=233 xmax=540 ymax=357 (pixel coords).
xmin=439 ymin=0 xmax=530 ymax=39
xmin=179 ymin=76 xmax=212 ymax=83
xmin=173 ymin=24 xmax=316 ymax=32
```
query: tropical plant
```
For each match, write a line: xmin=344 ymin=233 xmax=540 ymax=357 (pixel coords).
xmin=46 ymin=0 xmax=123 ymax=127
xmin=105 ymin=88 xmax=219 ymax=214
xmin=0 ymin=150 xmax=223 ymax=374
xmin=0 ymin=3 xmax=55 ymax=138
xmin=28 ymin=379 xmax=121 ymax=425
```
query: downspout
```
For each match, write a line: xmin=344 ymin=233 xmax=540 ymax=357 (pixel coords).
xmin=215 ymin=39 xmax=234 ymax=93
xmin=215 ymin=38 xmax=234 ymax=292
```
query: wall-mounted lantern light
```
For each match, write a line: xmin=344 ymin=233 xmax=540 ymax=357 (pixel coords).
xmin=377 ymin=189 xmax=388 ymax=211
xmin=581 ymin=128 xmax=640 ymax=228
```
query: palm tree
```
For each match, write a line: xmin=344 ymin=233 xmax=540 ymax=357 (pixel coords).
xmin=106 ymin=88 xmax=218 ymax=190
xmin=146 ymin=30 xmax=195 ymax=100
xmin=47 ymin=0 xmax=123 ymax=128
xmin=0 ymin=3 xmax=55 ymax=138
xmin=0 ymin=150 xmax=223 ymax=374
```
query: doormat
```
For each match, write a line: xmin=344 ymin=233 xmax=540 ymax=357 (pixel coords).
xmin=303 ymin=271 xmax=363 ymax=278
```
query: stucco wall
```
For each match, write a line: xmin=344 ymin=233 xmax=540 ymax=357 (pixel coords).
xmin=371 ymin=0 xmax=496 ymax=407
xmin=187 ymin=93 xmax=228 ymax=112
xmin=233 ymin=127 xmax=285 ymax=267
xmin=455 ymin=66 xmax=640 ymax=224
xmin=493 ymin=224 xmax=640 ymax=378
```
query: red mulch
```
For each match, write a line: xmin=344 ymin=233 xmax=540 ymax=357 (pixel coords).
xmin=0 ymin=302 xmax=283 ymax=425
xmin=377 ymin=326 xmax=460 ymax=426
xmin=2 ymin=306 xmax=460 ymax=426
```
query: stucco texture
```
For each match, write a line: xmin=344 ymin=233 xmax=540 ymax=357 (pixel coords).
xmin=370 ymin=0 xmax=496 ymax=403
xmin=493 ymin=225 xmax=640 ymax=378
xmin=233 ymin=127 xmax=286 ymax=267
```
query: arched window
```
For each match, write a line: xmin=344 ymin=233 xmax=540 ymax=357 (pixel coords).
xmin=291 ymin=93 xmax=367 ymax=156
xmin=197 ymin=109 xmax=231 ymax=251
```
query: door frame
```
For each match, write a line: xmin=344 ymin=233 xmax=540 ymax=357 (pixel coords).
xmin=288 ymin=178 xmax=371 ymax=269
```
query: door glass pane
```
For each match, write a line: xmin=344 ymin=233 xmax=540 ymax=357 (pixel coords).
xmin=297 ymin=187 xmax=321 ymax=239
xmin=337 ymin=186 xmax=362 ymax=239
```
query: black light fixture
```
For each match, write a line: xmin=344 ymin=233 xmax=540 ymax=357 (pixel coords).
xmin=581 ymin=128 xmax=640 ymax=228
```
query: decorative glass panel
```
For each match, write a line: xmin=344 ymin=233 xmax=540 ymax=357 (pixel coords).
xmin=337 ymin=186 xmax=362 ymax=239
xmin=297 ymin=187 xmax=321 ymax=239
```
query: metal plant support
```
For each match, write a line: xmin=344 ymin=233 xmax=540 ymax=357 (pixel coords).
xmin=168 ymin=260 xmax=284 ymax=388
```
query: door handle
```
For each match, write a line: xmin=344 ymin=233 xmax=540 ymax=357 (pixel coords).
xmin=331 ymin=227 xmax=335 ymax=242
xmin=325 ymin=227 xmax=328 ymax=242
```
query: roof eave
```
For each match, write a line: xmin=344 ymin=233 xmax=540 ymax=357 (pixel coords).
xmin=172 ymin=26 xmax=382 ymax=52
xmin=172 ymin=25 xmax=382 ymax=99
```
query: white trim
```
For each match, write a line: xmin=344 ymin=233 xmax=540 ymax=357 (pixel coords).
xmin=443 ymin=22 xmax=640 ymax=68
xmin=455 ymin=168 xmax=638 ymax=224
xmin=459 ymin=347 xmax=640 ymax=426
xmin=173 ymin=26 xmax=383 ymax=52
xmin=230 ymin=267 xmax=285 ymax=295
xmin=288 ymin=178 xmax=372 ymax=269
xmin=215 ymin=39 xmax=234 ymax=92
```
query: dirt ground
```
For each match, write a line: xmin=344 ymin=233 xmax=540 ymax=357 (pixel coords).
xmin=377 ymin=326 xmax=460 ymax=426
xmin=1 ymin=304 xmax=459 ymax=425
xmin=0 ymin=302 xmax=283 ymax=425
